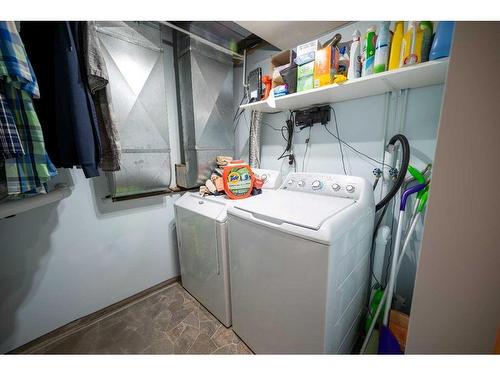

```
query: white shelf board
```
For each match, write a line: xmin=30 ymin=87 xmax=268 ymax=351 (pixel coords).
xmin=240 ymin=59 xmax=449 ymax=113
xmin=0 ymin=184 xmax=71 ymax=219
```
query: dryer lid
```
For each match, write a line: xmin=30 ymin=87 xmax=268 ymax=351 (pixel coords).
xmin=230 ymin=190 xmax=355 ymax=230
xmin=175 ymin=193 xmax=229 ymax=222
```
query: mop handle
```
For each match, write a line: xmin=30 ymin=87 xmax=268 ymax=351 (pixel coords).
xmin=383 ymin=184 xmax=426 ymax=325
xmin=360 ymin=213 xmax=419 ymax=353
xmin=360 ymin=186 xmax=429 ymax=353
xmin=382 ymin=210 xmax=405 ymax=325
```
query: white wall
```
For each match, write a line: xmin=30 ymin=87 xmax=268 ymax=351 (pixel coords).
xmin=0 ymin=170 xmax=181 ymax=353
xmin=406 ymin=22 xmax=500 ymax=354
xmin=0 ymin=22 xmax=181 ymax=353
xmin=234 ymin=21 xmax=445 ymax=313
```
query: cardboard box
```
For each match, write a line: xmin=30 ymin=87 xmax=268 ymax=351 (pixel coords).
xmin=297 ymin=39 xmax=320 ymax=56
xmin=297 ymin=61 xmax=315 ymax=92
xmin=313 ymin=46 xmax=340 ymax=88
xmin=270 ymin=50 xmax=296 ymax=89
xmin=388 ymin=310 xmax=409 ymax=352
xmin=295 ymin=39 xmax=320 ymax=65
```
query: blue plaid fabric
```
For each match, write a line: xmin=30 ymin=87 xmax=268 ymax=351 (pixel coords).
xmin=0 ymin=21 xmax=39 ymax=98
xmin=0 ymin=84 xmax=24 ymax=159
xmin=2 ymin=83 xmax=57 ymax=194
xmin=0 ymin=21 xmax=56 ymax=195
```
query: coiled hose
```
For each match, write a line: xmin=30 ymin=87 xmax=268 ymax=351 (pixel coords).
xmin=375 ymin=134 xmax=410 ymax=211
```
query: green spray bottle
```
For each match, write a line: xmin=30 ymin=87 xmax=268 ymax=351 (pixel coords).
xmin=420 ymin=21 xmax=433 ymax=62
xmin=362 ymin=25 xmax=377 ymax=76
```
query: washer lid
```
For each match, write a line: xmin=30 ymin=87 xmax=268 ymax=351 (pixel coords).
xmin=175 ymin=193 xmax=229 ymax=222
xmin=230 ymin=190 xmax=355 ymax=230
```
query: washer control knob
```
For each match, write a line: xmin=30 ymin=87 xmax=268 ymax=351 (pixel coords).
xmin=297 ymin=180 xmax=306 ymax=187
xmin=311 ymin=180 xmax=323 ymax=190
xmin=287 ymin=179 xmax=294 ymax=186
xmin=331 ymin=183 xmax=341 ymax=191
xmin=261 ymin=173 xmax=268 ymax=181
xmin=346 ymin=184 xmax=355 ymax=193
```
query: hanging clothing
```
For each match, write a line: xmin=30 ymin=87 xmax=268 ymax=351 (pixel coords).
xmin=0 ymin=21 xmax=56 ymax=195
xmin=21 ymin=21 xmax=101 ymax=178
xmin=0 ymin=21 xmax=39 ymax=97
xmin=2 ymin=83 xmax=56 ymax=194
xmin=83 ymin=21 xmax=121 ymax=171
xmin=0 ymin=85 xmax=24 ymax=159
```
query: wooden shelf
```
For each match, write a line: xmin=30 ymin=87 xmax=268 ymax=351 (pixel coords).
xmin=240 ymin=59 xmax=449 ymax=113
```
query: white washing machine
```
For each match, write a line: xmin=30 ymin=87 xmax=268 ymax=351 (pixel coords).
xmin=227 ymin=172 xmax=375 ymax=353
xmin=174 ymin=169 xmax=281 ymax=327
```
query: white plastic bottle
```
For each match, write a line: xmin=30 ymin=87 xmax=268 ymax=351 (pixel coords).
xmin=348 ymin=30 xmax=362 ymax=80
xmin=374 ymin=21 xmax=392 ymax=73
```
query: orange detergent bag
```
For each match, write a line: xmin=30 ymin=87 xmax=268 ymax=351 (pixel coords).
xmin=222 ymin=160 xmax=255 ymax=199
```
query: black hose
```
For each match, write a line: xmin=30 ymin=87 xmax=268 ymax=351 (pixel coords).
xmin=375 ymin=134 xmax=410 ymax=211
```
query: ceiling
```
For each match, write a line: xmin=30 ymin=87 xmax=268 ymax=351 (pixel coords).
xmin=235 ymin=21 xmax=351 ymax=50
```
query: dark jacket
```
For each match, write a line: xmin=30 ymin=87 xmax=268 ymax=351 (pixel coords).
xmin=21 ymin=21 xmax=101 ymax=178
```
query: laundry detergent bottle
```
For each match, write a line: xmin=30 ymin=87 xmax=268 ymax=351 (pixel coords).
xmin=374 ymin=21 xmax=392 ymax=73
xmin=348 ymin=29 xmax=362 ymax=80
xmin=430 ymin=21 xmax=455 ymax=60
xmin=362 ymin=25 xmax=376 ymax=76
xmin=401 ymin=21 xmax=423 ymax=66
xmin=388 ymin=21 xmax=404 ymax=70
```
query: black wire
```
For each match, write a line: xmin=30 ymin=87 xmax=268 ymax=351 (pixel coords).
xmin=278 ymin=111 xmax=295 ymax=161
xmin=331 ymin=106 xmax=347 ymax=175
xmin=302 ymin=127 xmax=312 ymax=172
xmin=262 ymin=121 xmax=282 ymax=132
xmin=233 ymin=95 xmax=246 ymax=122
xmin=323 ymin=114 xmax=392 ymax=169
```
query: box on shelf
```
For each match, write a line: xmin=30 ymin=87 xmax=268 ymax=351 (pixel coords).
xmin=313 ymin=45 xmax=340 ymax=88
xmin=270 ymin=49 xmax=297 ymax=93
xmin=297 ymin=61 xmax=315 ymax=92
xmin=295 ymin=39 xmax=320 ymax=66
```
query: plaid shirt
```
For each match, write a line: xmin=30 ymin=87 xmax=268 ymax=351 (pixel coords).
xmin=0 ymin=21 xmax=39 ymax=98
xmin=0 ymin=21 xmax=56 ymax=195
xmin=0 ymin=83 xmax=24 ymax=159
xmin=2 ymin=84 xmax=56 ymax=194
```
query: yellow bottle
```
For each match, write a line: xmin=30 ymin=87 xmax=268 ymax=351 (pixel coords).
xmin=388 ymin=21 xmax=404 ymax=70
xmin=400 ymin=21 xmax=423 ymax=67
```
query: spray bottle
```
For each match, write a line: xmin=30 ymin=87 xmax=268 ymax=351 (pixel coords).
xmin=374 ymin=21 xmax=392 ymax=73
xmin=362 ymin=25 xmax=377 ymax=76
xmin=388 ymin=21 xmax=404 ymax=70
xmin=420 ymin=21 xmax=433 ymax=62
xmin=348 ymin=29 xmax=362 ymax=80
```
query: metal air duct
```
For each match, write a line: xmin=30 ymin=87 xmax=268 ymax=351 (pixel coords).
xmin=175 ymin=32 xmax=234 ymax=188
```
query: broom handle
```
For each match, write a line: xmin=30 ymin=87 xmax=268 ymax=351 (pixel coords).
xmin=360 ymin=212 xmax=421 ymax=353
xmin=383 ymin=210 xmax=405 ymax=325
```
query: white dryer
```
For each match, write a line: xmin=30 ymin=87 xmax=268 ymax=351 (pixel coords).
xmin=174 ymin=169 xmax=281 ymax=327
xmin=227 ymin=172 xmax=375 ymax=353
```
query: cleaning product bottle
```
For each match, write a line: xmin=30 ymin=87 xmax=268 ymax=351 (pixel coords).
xmin=388 ymin=21 xmax=404 ymax=70
xmin=338 ymin=46 xmax=349 ymax=77
xmin=374 ymin=21 xmax=392 ymax=73
xmin=419 ymin=21 xmax=433 ymax=62
xmin=430 ymin=21 xmax=455 ymax=60
xmin=401 ymin=21 xmax=423 ymax=67
xmin=362 ymin=25 xmax=377 ymax=76
xmin=348 ymin=29 xmax=362 ymax=80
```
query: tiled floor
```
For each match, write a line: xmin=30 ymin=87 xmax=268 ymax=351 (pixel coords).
xmin=35 ymin=282 xmax=252 ymax=354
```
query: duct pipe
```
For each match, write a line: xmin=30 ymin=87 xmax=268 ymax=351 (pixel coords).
xmin=249 ymin=110 xmax=262 ymax=168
